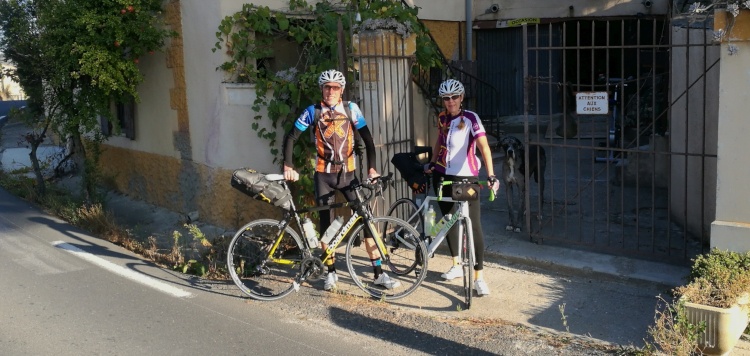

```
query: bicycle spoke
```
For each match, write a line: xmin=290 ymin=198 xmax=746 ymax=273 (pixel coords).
xmin=227 ymin=219 xmax=304 ymax=301
xmin=345 ymin=216 xmax=427 ymax=301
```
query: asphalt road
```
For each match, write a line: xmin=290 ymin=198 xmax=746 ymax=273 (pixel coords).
xmin=0 ymin=188 xmax=423 ymax=356
xmin=0 ymin=186 xmax=631 ymax=355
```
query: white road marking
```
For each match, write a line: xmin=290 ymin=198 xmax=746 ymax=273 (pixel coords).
xmin=52 ymin=241 xmax=193 ymax=298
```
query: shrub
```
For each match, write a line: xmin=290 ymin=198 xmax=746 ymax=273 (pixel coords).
xmin=676 ymin=249 xmax=750 ymax=308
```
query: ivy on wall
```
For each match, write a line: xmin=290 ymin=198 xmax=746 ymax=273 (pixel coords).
xmin=213 ymin=0 xmax=440 ymax=205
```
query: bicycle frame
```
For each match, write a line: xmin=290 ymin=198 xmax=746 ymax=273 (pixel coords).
xmin=257 ymin=178 xmax=391 ymax=279
xmin=391 ymin=177 xmax=495 ymax=263
xmin=410 ymin=196 xmax=473 ymax=260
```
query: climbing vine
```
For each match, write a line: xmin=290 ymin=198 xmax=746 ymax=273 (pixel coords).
xmin=213 ymin=0 xmax=440 ymax=204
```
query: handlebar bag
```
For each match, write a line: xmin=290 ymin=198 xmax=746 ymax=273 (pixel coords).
xmin=231 ymin=168 xmax=293 ymax=211
xmin=451 ymin=183 xmax=481 ymax=201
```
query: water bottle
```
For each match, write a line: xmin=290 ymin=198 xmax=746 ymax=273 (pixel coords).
xmin=301 ymin=218 xmax=318 ymax=247
xmin=425 ymin=205 xmax=436 ymax=237
xmin=432 ymin=213 xmax=452 ymax=237
xmin=321 ymin=216 xmax=344 ymax=245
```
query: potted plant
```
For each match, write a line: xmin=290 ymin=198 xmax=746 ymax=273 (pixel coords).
xmin=673 ymin=249 xmax=750 ymax=355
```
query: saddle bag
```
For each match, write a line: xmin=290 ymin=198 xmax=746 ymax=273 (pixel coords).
xmin=390 ymin=152 xmax=427 ymax=193
xmin=451 ymin=183 xmax=481 ymax=201
xmin=231 ymin=168 xmax=293 ymax=211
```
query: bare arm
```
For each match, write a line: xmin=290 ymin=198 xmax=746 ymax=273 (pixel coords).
xmin=476 ymin=136 xmax=495 ymax=178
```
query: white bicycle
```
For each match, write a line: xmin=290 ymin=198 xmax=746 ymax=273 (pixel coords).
xmin=387 ymin=177 xmax=495 ymax=309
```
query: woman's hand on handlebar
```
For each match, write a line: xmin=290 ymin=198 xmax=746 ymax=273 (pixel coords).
xmin=424 ymin=162 xmax=435 ymax=174
xmin=488 ymin=175 xmax=500 ymax=196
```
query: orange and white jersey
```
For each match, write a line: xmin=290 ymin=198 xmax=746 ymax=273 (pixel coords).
xmin=293 ymin=100 xmax=367 ymax=173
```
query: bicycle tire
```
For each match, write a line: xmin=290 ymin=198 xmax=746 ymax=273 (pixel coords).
xmin=386 ymin=198 xmax=423 ymax=237
xmin=385 ymin=198 xmax=424 ymax=276
xmin=227 ymin=219 xmax=304 ymax=301
xmin=461 ymin=220 xmax=474 ymax=310
xmin=345 ymin=216 xmax=427 ymax=301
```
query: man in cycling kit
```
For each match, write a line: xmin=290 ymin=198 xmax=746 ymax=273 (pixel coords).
xmin=282 ymin=69 xmax=399 ymax=291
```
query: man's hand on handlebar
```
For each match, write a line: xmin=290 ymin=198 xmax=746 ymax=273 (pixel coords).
xmin=283 ymin=164 xmax=299 ymax=182
xmin=367 ymin=168 xmax=380 ymax=183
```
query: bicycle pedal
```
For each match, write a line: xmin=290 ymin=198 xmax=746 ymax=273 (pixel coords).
xmin=293 ymin=281 xmax=300 ymax=292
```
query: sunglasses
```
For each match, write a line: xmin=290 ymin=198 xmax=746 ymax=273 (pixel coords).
xmin=323 ymin=85 xmax=342 ymax=91
xmin=442 ymin=94 xmax=461 ymax=101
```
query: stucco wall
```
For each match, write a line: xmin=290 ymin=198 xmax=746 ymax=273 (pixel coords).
xmin=405 ymin=0 xmax=668 ymax=21
xmin=670 ymin=26 xmax=719 ymax=242
xmin=711 ymin=37 xmax=750 ymax=252
xmin=470 ymin=0 xmax=667 ymax=20
xmin=99 ymin=0 xmax=282 ymax=229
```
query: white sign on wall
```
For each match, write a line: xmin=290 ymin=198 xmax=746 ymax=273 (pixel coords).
xmin=576 ymin=92 xmax=609 ymax=115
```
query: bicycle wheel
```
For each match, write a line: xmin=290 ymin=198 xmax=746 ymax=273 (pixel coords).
xmin=385 ymin=198 xmax=425 ymax=276
xmin=227 ymin=219 xmax=304 ymax=301
xmin=460 ymin=220 xmax=474 ymax=310
xmin=345 ymin=216 xmax=427 ymax=301
xmin=387 ymin=198 xmax=423 ymax=236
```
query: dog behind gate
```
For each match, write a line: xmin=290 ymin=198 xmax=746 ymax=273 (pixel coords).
xmin=500 ymin=136 xmax=546 ymax=232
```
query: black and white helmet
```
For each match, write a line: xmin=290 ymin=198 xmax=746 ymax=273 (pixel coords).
xmin=438 ymin=79 xmax=464 ymax=97
xmin=318 ymin=69 xmax=346 ymax=89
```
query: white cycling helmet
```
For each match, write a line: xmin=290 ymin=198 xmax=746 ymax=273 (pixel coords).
xmin=318 ymin=69 xmax=346 ymax=89
xmin=438 ymin=79 xmax=465 ymax=97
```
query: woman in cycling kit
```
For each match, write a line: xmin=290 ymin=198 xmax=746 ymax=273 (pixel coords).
xmin=424 ymin=79 xmax=499 ymax=296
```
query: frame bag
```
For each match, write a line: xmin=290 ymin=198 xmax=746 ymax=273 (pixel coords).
xmin=231 ymin=168 xmax=293 ymax=211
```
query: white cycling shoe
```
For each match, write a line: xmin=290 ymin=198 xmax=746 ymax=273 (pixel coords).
xmin=374 ymin=273 xmax=401 ymax=289
xmin=441 ymin=265 xmax=463 ymax=280
xmin=474 ymin=279 xmax=490 ymax=296
xmin=324 ymin=272 xmax=338 ymax=291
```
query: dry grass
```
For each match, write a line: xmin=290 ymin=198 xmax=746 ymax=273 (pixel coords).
xmin=643 ymin=296 xmax=703 ymax=356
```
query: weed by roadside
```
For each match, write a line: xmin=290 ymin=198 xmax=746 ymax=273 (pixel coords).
xmin=0 ymin=171 xmax=225 ymax=279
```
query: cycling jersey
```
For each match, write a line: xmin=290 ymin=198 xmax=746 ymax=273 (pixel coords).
xmin=294 ymin=100 xmax=367 ymax=173
xmin=433 ymin=109 xmax=486 ymax=176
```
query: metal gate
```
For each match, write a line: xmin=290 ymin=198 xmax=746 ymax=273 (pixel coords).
xmin=348 ymin=30 xmax=417 ymax=215
xmin=519 ymin=16 xmax=718 ymax=264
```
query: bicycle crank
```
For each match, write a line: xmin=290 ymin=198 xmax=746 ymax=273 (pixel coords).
xmin=299 ymin=257 xmax=325 ymax=282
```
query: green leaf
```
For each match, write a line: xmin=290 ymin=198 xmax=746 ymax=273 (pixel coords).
xmin=276 ymin=14 xmax=289 ymax=31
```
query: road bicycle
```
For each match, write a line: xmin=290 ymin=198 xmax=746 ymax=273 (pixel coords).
xmin=227 ymin=173 xmax=428 ymax=301
xmin=387 ymin=175 xmax=495 ymax=309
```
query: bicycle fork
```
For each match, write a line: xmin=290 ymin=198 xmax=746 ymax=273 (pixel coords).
xmin=457 ymin=216 xmax=476 ymax=271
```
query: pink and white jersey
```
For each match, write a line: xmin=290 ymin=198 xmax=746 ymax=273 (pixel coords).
xmin=433 ymin=110 xmax=486 ymax=176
